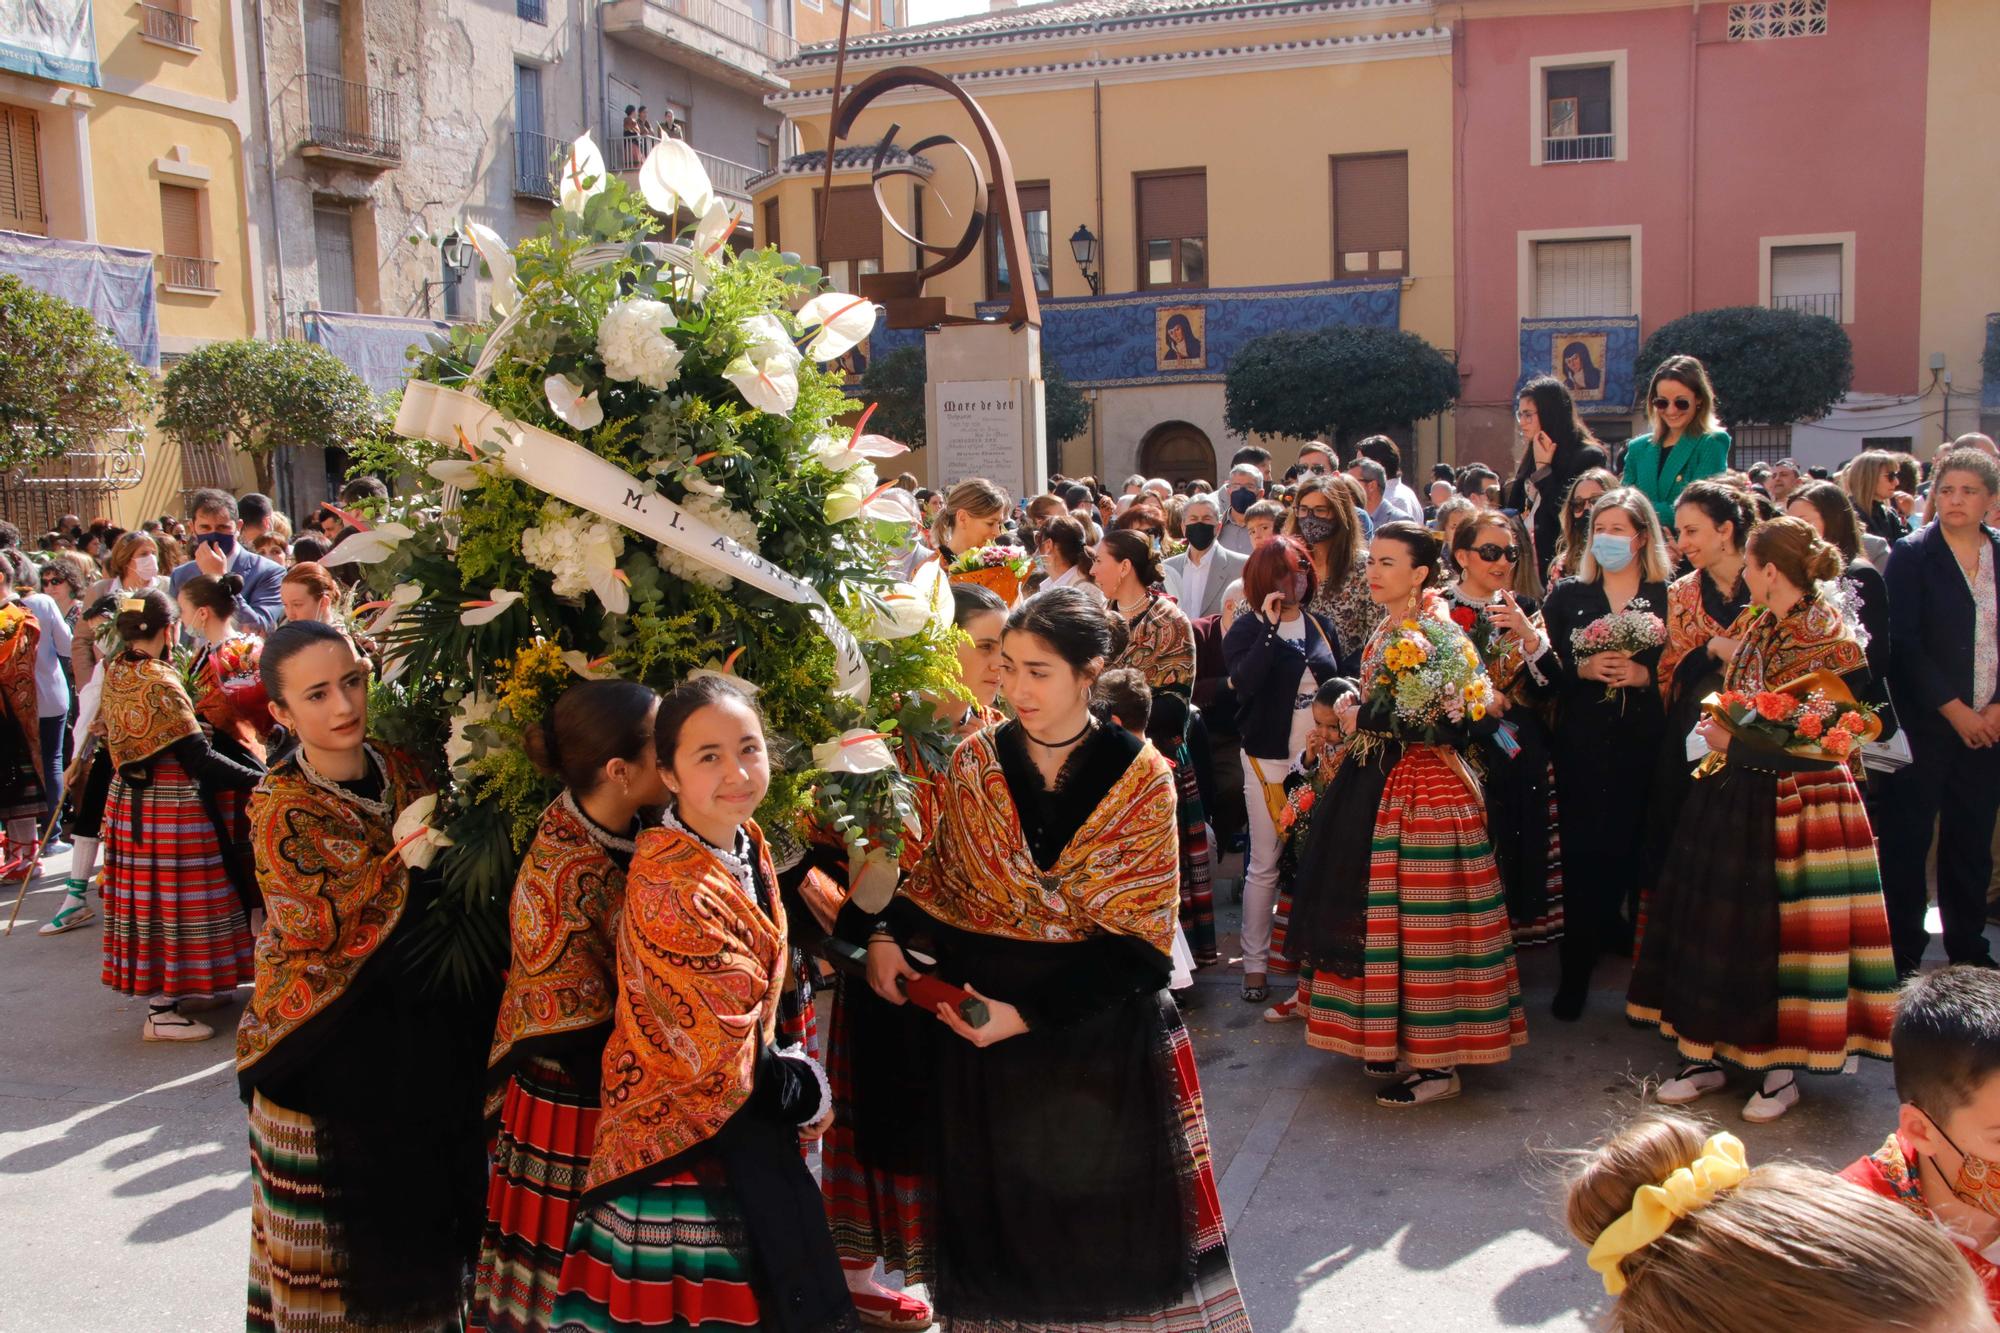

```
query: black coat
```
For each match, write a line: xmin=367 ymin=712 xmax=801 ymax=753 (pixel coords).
xmin=1886 ymin=522 xmax=2000 ymax=737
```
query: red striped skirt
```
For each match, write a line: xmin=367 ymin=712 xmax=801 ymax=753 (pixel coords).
xmin=821 ymin=973 xmax=931 ymax=1278
xmin=470 ymin=1057 xmax=600 ymax=1333
xmin=100 ymin=758 xmax=253 ymax=998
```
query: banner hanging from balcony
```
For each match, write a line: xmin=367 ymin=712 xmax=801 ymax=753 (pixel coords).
xmin=1517 ymin=316 xmax=1641 ymax=416
xmin=0 ymin=231 xmax=155 ymax=367
xmin=974 ymin=278 xmax=1401 ymax=389
xmin=301 ymin=310 xmax=447 ymax=396
xmin=0 ymin=0 xmax=98 ymax=85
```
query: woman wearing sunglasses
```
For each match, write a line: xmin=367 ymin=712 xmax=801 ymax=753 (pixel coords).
xmin=1621 ymin=356 xmax=1732 ymax=517
xmin=1448 ymin=512 xmax=1562 ymax=948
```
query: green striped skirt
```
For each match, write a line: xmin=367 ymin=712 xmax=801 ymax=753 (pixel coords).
xmin=549 ymin=1159 xmax=761 ymax=1331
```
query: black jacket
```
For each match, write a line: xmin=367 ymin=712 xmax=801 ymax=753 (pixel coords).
xmin=1886 ymin=522 xmax=2000 ymax=737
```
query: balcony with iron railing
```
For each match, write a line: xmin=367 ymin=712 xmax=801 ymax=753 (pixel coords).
xmin=296 ymin=73 xmax=402 ymax=167
xmin=599 ymin=0 xmax=795 ymax=93
xmin=157 ymin=253 xmax=219 ymax=293
xmin=1543 ymin=133 xmax=1616 ymax=163
xmin=1772 ymin=291 xmax=1843 ymax=321
xmin=604 ymin=130 xmax=758 ymax=203
xmin=514 ymin=129 xmax=564 ymax=203
xmin=140 ymin=3 xmax=200 ymax=50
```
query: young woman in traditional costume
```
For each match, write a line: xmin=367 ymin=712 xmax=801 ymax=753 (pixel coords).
xmin=180 ymin=573 xmax=276 ymax=916
xmin=1284 ymin=523 xmax=1526 ymax=1108
xmin=869 ymin=585 xmax=1251 ymax=1331
xmin=550 ymin=674 xmax=850 ymax=1333
xmin=238 ymin=620 xmax=491 ymax=1330
xmin=471 ymin=680 xmax=668 ymax=1333
xmin=1626 ymin=517 xmax=1899 ymax=1123
xmin=94 ymin=590 xmax=261 ymax=1042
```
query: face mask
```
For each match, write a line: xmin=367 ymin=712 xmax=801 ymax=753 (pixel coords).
xmin=129 ymin=554 xmax=159 ymax=582
xmin=1297 ymin=513 xmax=1336 ymax=547
xmin=1925 ymin=1112 xmax=2000 ymax=1217
xmin=1591 ymin=533 xmax=1637 ymax=573
xmin=1230 ymin=486 xmax=1257 ymax=515
xmin=1184 ymin=522 xmax=1216 ymax=552
xmin=197 ymin=531 xmax=237 ymax=557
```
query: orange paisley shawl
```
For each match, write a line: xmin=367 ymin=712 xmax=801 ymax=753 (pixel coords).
xmin=235 ymin=746 xmax=434 ymax=1072
xmin=0 ymin=604 xmax=42 ymax=780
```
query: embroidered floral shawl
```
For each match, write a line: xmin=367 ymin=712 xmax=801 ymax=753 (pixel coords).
xmin=100 ymin=653 xmax=201 ymax=769
xmin=487 ymin=796 xmax=629 ymax=1079
xmin=587 ymin=821 xmax=788 ymax=1195
xmin=1723 ymin=591 xmax=1866 ymax=695
xmin=1659 ymin=571 xmax=1746 ymax=705
xmin=1114 ymin=595 xmax=1195 ymax=690
xmin=902 ymin=726 xmax=1180 ymax=957
xmin=235 ymin=746 xmax=433 ymax=1072
xmin=0 ymin=603 xmax=42 ymax=779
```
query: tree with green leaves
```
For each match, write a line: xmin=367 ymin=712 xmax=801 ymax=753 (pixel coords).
xmin=853 ymin=344 xmax=1092 ymax=457
xmin=1635 ymin=306 xmax=1853 ymax=427
xmin=0 ymin=274 xmax=154 ymax=476
xmin=1225 ymin=324 xmax=1460 ymax=454
xmin=158 ymin=339 xmax=380 ymax=494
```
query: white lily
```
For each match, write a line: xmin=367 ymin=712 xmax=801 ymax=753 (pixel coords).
xmin=811 ymin=728 xmax=897 ymax=775
xmin=638 ymin=136 xmax=715 ymax=218
xmin=465 ymin=222 xmax=516 ymax=318
xmin=581 ymin=526 xmax=630 ymax=615
xmin=426 ymin=458 xmax=488 ymax=489
xmin=795 ymin=291 xmax=878 ymax=363
xmin=361 ymin=581 xmax=425 ymax=637
xmin=868 ymin=561 xmax=951 ymax=641
xmin=558 ymin=132 xmax=608 ymax=215
xmin=391 ymin=793 xmax=455 ymax=870
xmin=459 ymin=588 xmax=524 ymax=626
xmin=724 ymin=314 xmax=802 ymax=416
xmin=320 ymin=521 xmax=414 ymax=567
xmin=544 ymin=374 xmax=605 ymax=430
xmin=562 ymin=651 xmax=619 ymax=680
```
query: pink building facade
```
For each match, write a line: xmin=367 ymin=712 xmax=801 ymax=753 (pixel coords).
xmin=1451 ymin=0 xmax=1930 ymax=473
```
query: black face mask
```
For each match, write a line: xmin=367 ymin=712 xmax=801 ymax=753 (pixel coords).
xmin=195 ymin=531 xmax=237 ymax=557
xmin=1184 ymin=522 xmax=1216 ymax=552
xmin=1230 ymin=486 xmax=1257 ymax=515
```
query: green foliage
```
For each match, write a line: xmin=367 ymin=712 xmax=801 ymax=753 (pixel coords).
xmin=0 ymin=274 xmax=154 ymax=474
xmin=1635 ymin=306 xmax=1853 ymax=427
xmin=160 ymin=339 xmax=379 ymax=491
xmin=1224 ymin=325 xmax=1460 ymax=444
xmin=851 ymin=343 xmax=1092 ymax=451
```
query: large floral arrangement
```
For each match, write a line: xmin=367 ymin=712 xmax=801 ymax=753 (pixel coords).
xmin=1364 ymin=600 xmax=1496 ymax=746
xmin=330 ymin=135 xmax=966 ymax=989
xmin=1570 ymin=598 xmax=1666 ymax=701
xmin=1700 ymin=669 xmax=1880 ymax=771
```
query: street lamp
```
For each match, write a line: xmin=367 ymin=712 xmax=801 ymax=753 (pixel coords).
xmin=439 ymin=228 xmax=473 ymax=274
xmin=1069 ymin=224 xmax=1100 ymax=296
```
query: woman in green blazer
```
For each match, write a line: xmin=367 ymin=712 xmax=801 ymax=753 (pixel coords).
xmin=1622 ymin=355 xmax=1731 ymax=514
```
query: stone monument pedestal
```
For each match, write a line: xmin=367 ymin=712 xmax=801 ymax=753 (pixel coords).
xmin=925 ymin=321 xmax=1047 ymax=504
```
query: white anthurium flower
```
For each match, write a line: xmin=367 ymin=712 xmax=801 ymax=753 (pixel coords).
xmin=581 ymin=526 xmax=630 ymax=615
xmin=562 ymin=651 xmax=618 ymax=680
xmin=686 ymin=649 xmax=760 ymax=696
xmin=638 ymin=136 xmax=714 ymax=218
xmin=544 ymin=373 xmax=605 ymax=431
xmin=426 ymin=458 xmax=488 ymax=489
xmin=444 ymin=693 xmax=498 ymax=772
xmin=681 ymin=198 xmax=740 ymax=300
xmin=558 ymin=132 xmax=608 ymax=215
xmin=811 ymin=429 xmax=910 ymax=475
xmin=465 ymin=222 xmax=516 ymax=318
xmin=361 ymin=581 xmax=425 ymax=637
xmin=459 ymin=588 xmax=524 ymax=626
xmin=795 ymin=291 xmax=879 ymax=363
xmin=812 ymin=728 xmax=896 ymax=776
xmin=869 ymin=561 xmax=951 ymax=641
xmin=391 ymin=793 xmax=454 ymax=870
xmin=828 ymin=474 xmax=920 ymax=526
xmin=320 ymin=521 xmax=414 ymax=567
xmin=723 ymin=311 xmax=803 ymax=416
xmin=739 ymin=313 xmax=794 ymax=361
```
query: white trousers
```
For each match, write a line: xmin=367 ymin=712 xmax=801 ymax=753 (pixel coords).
xmin=1238 ymin=753 xmax=1287 ymax=974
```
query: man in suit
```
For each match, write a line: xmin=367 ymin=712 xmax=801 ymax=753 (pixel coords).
xmin=1880 ymin=446 xmax=2000 ymax=975
xmin=1164 ymin=493 xmax=1247 ymax=619
xmin=167 ymin=488 xmax=286 ymax=633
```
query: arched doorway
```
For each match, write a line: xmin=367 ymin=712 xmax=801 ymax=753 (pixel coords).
xmin=1139 ymin=421 xmax=1216 ymax=487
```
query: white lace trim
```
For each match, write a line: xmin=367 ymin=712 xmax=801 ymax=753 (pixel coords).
xmin=777 ymin=1045 xmax=832 ymax=1127
xmin=560 ymin=790 xmax=638 ymax=856
xmin=660 ymin=803 xmax=755 ymax=901
xmin=296 ymin=744 xmax=389 ymax=819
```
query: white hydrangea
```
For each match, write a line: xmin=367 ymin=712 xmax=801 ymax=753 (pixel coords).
xmin=656 ymin=494 xmax=760 ymax=590
xmin=522 ymin=501 xmax=627 ymax=600
xmin=598 ymin=296 xmax=683 ymax=389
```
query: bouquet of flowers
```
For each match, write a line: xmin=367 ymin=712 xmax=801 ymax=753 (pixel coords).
xmin=1571 ymin=599 xmax=1666 ymax=701
xmin=195 ymin=636 xmax=273 ymax=736
xmin=1364 ymin=607 xmax=1497 ymax=746
xmin=948 ymin=543 xmax=1033 ymax=606
xmin=1699 ymin=669 xmax=1881 ymax=773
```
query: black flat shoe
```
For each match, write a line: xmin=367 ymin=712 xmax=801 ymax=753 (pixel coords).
xmin=1551 ymin=980 xmax=1588 ymax=1022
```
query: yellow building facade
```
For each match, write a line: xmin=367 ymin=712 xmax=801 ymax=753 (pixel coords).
xmin=0 ymin=0 xmax=260 ymax=530
xmin=1918 ymin=0 xmax=2000 ymax=442
xmin=754 ymin=0 xmax=1456 ymax=487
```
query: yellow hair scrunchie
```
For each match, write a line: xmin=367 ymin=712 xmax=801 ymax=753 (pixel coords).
xmin=1586 ymin=1131 xmax=1749 ymax=1295
xmin=119 ymin=597 xmax=146 ymax=613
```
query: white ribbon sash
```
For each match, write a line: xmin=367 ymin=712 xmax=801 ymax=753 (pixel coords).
xmin=394 ymin=380 xmax=870 ymax=700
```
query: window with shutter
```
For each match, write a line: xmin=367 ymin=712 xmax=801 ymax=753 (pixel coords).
xmin=1533 ymin=237 xmax=1632 ymax=317
xmin=1136 ymin=170 xmax=1206 ymax=291
xmin=1331 ymin=153 xmax=1408 ymax=278
xmin=0 ymin=105 xmax=46 ymax=236
xmin=160 ymin=184 xmax=203 ymax=258
xmin=314 ymin=204 xmax=358 ymax=313
xmin=1543 ymin=64 xmax=1615 ymax=162
xmin=988 ymin=182 xmax=1050 ymax=299
xmin=763 ymin=199 xmax=780 ymax=252
xmin=1770 ymin=243 xmax=1843 ymax=321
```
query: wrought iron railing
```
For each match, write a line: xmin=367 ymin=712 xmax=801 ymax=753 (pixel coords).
xmin=157 ymin=254 xmax=219 ymax=291
xmin=0 ymin=431 xmax=147 ymax=532
xmin=1730 ymin=424 xmax=1795 ymax=469
xmin=514 ymin=130 xmax=563 ymax=202
xmin=654 ymin=0 xmax=796 ymax=59
xmin=602 ymin=131 xmax=756 ymax=201
xmin=302 ymin=73 xmax=402 ymax=161
xmin=1544 ymin=132 xmax=1616 ymax=163
xmin=141 ymin=3 xmax=199 ymax=47
xmin=1772 ymin=291 xmax=1842 ymax=320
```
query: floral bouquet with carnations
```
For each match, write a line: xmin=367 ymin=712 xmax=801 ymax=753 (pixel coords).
xmin=191 ymin=636 xmax=274 ymax=748
xmin=1570 ymin=598 xmax=1666 ymax=701
xmin=1363 ymin=602 xmax=1497 ymax=747
xmin=947 ymin=543 xmax=1033 ymax=605
xmin=1699 ymin=669 xmax=1881 ymax=774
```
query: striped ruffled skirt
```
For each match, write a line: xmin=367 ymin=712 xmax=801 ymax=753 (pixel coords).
xmin=549 ymin=1159 xmax=761 ymax=1331
xmin=101 ymin=757 xmax=253 ymax=998
xmin=470 ymin=1057 xmax=600 ymax=1333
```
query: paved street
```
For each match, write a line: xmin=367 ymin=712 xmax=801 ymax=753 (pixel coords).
xmin=0 ymin=851 xmax=1928 ymax=1332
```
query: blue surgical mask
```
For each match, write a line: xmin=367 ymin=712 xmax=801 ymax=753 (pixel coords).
xmin=1591 ymin=533 xmax=1637 ymax=573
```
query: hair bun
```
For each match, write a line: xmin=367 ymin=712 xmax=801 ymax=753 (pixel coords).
xmin=1565 ymin=1113 xmax=1711 ymax=1251
xmin=220 ymin=573 xmax=245 ymax=596
xmin=1807 ymin=538 xmax=1845 ymax=584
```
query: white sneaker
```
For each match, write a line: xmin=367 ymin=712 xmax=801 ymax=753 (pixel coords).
xmin=142 ymin=1007 xmax=215 ymax=1042
xmin=1742 ymin=1075 xmax=1800 ymax=1123
xmin=1656 ymin=1062 xmax=1728 ymax=1105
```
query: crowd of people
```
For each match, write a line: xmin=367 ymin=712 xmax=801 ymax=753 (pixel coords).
xmin=5 ymin=347 xmax=2000 ymax=1329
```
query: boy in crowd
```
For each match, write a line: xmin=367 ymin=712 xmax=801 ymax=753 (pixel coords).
xmin=1841 ymin=966 xmax=2000 ymax=1315
xmin=1244 ymin=500 xmax=1286 ymax=545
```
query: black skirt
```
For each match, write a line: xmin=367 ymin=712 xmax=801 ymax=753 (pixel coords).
xmin=1481 ymin=712 xmax=1555 ymax=933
